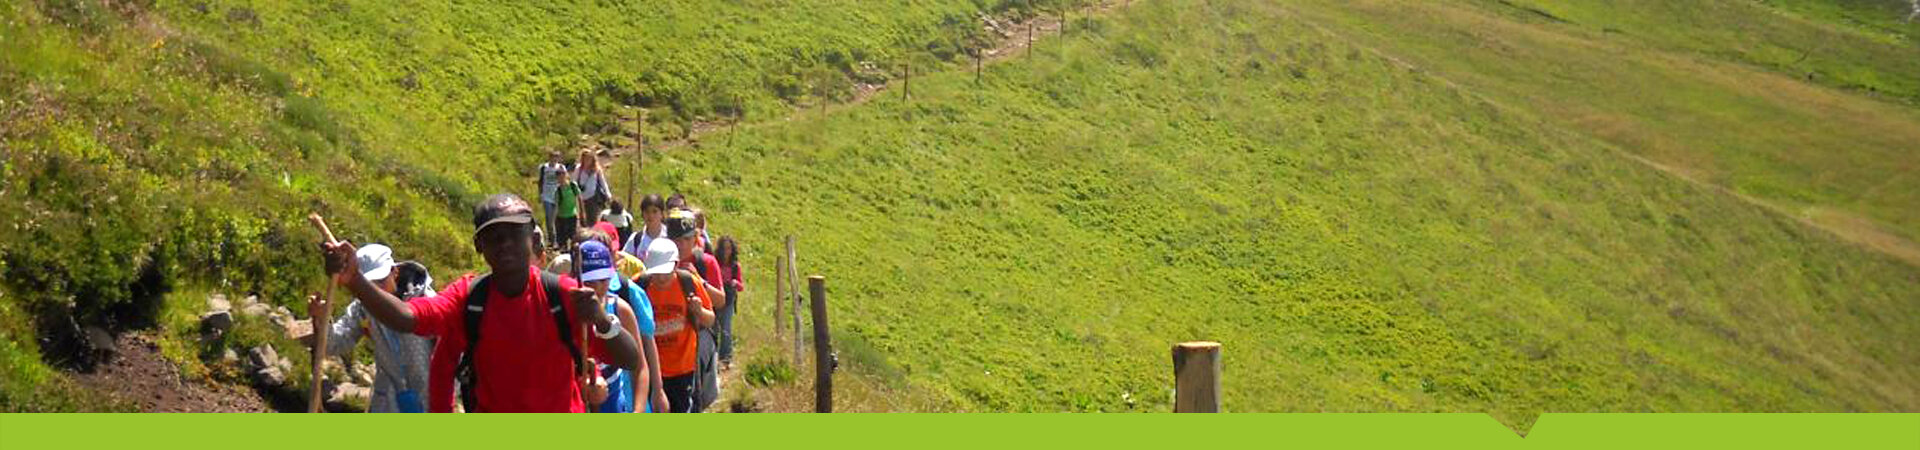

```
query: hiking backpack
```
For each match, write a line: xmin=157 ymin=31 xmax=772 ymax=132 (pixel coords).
xmin=453 ymin=271 xmax=583 ymax=413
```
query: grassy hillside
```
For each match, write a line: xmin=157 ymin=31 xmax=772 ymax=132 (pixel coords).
xmin=1287 ymin=0 xmax=1920 ymax=264
xmin=4 ymin=0 xmax=1917 ymax=419
xmin=0 ymin=0 xmax=1077 ymax=411
xmin=647 ymin=0 xmax=1920 ymax=422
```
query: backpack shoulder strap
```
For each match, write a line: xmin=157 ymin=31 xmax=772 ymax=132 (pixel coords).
xmin=541 ymin=272 xmax=585 ymax=375
xmin=457 ymin=274 xmax=492 ymax=412
xmin=692 ymin=258 xmax=711 ymax=280
xmin=677 ymin=270 xmax=700 ymax=301
xmin=464 ymin=275 xmax=492 ymax=350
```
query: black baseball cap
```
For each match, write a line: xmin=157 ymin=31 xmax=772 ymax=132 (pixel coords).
xmin=472 ymin=193 xmax=535 ymax=237
xmin=666 ymin=208 xmax=699 ymax=239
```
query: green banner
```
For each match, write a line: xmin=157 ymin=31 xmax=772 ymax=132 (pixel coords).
xmin=2 ymin=414 xmax=1914 ymax=449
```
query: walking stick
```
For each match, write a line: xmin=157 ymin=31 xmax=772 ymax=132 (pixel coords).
xmin=572 ymin=243 xmax=602 ymax=411
xmin=307 ymin=213 xmax=339 ymax=413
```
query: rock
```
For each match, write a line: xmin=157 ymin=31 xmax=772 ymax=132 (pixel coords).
xmin=351 ymin=364 xmax=375 ymax=386
xmin=268 ymin=310 xmax=293 ymax=330
xmin=325 ymin=381 xmax=370 ymax=410
xmin=82 ymin=326 xmax=116 ymax=360
xmin=199 ymin=311 xmax=233 ymax=336
xmin=240 ymin=302 xmax=271 ymax=318
xmin=285 ymin=319 xmax=314 ymax=343
xmin=240 ymin=294 xmax=259 ymax=308
xmin=252 ymin=365 xmax=286 ymax=387
xmin=246 ymin=344 xmax=279 ymax=370
xmin=221 ymin=348 xmax=239 ymax=365
xmin=206 ymin=294 xmax=231 ymax=313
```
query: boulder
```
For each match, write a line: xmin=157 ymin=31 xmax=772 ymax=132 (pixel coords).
xmin=351 ymin=364 xmax=375 ymax=386
xmin=81 ymin=326 xmax=116 ymax=360
xmin=325 ymin=381 xmax=371 ymax=410
xmin=199 ymin=311 xmax=233 ymax=336
xmin=252 ymin=365 xmax=286 ymax=387
xmin=220 ymin=348 xmax=239 ymax=365
xmin=240 ymin=302 xmax=271 ymax=318
xmin=246 ymin=344 xmax=279 ymax=370
xmin=206 ymin=294 xmax=231 ymax=313
xmin=285 ymin=319 xmax=314 ymax=344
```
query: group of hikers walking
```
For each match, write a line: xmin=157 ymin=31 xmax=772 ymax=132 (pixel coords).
xmin=309 ymin=146 xmax=745 ymax=413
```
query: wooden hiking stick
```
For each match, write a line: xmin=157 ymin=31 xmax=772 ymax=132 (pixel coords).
xmin=571 ymin=242 xmax=603 ymax=411
xmin=307 ymin=213 xmax=338 ymax=413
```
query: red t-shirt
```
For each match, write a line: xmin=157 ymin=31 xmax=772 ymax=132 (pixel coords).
xmin=718 ymin=261 xmax=743 ymax=292
xmin=410 ymin=268 xmax=611 ymax=413
xmin=694 ymin=254 xmax=724 ymax=291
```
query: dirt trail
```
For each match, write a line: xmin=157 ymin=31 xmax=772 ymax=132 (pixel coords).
xmin=71 ymin=333 xmax=268 ymax=413
xmin=618 ymin=1 xmax=1129 ymax=155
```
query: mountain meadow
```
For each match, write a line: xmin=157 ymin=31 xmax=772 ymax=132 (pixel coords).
xmin=3 ymin=0 xmax=1917 ymax=426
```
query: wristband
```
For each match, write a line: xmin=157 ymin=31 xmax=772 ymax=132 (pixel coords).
xmin=593 ymin=314 xmax=622 ymax=339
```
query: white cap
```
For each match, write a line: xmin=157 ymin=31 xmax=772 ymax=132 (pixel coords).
xmin=643 ymin=237 xmax=678 ymax=275
xmin=356 ymin=244 xmax=395 ymax=281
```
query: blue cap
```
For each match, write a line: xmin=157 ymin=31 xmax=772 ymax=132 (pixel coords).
xmin=579 ymin=241 xmax=617 ymax=282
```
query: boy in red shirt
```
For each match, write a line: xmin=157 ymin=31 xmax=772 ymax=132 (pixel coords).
xmin=321 ymin=194 xmax=641 ymax=412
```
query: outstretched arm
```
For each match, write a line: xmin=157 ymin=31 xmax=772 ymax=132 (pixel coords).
xmin=322 ymin=240 xmax=417 ymax=333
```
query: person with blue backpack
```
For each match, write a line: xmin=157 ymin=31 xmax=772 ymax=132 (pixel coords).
xmin=575 ymin=239 xmax=649 ymax=413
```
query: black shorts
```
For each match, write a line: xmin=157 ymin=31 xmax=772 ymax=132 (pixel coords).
xmin=663 ymin=373 xmax=700 ymax=413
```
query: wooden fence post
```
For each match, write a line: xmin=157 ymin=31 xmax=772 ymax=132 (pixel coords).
xmin=809 ymin=276 xmax=833 ymax=413
xmin=1172 ymin=341 xmax=1221 ymax=413
xmin=787 ymin=235 xmax=803 ymax=364
xmin=774 ymin=251 xmax=786 ymax=339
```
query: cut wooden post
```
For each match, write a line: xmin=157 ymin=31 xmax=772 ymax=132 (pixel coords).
xmin=787 ymin=235 xmax=802 ymax=364
xmin=1026 ymin=2 xmax=1035 ymax=58
xmin=728 ymin=94 xmax=740 ymax=147
xmin=809 ymin=276 xmax=833 ymax=413
xmin=974 ymin=52 xmax=982 ymax=84
xmin=1172 ymin=341 xmax=1222 ymax=413
xmin=773 ymin=252 xmax=786 ymax=339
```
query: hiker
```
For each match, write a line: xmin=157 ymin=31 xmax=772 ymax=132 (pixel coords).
xmin=620 ymin=194 xmax=668 ymax=258
xmin=555 ymin=166 xmax=583 ymax=249
xmin=673 ymin=209 xmax=727 ymax=305
xmin=532 ymin=226 xmax=549 ymax=266
xmin=641 ymin=226 xmax=714 ymax=412
xmin=579 ymin=226 xmax=668 ymax=412
xmin=576 ymin=148 xmax=612 ymax=226
xmin=320 ymin=193 xmax=641 ymax=413
xmin=713 ymin=236 xmax=744 ymax=368
xmin=601 ymin=200 xmax=634 ymax=244
xmin=580 ymin=223 xmax=667 ymax=412
xmin=575 ymin=239 xmax=649 ymax=413
xmin=306 ymin=244 xmax=435 ymax=413
xmin=537 ymin=151 xmax=568 ymax=247
xmin=667 ymin=209 xmax=727 ymax=410
xmin=692 ymin=207 xmax=714 ymax=254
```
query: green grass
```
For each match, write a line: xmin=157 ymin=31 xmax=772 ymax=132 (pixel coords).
xmin=1287 ymin=0 xmax=1920 ymax=254
xmin=3 ymin=0 xmax=1918 ymax=421
xmin=0 ymin=0 xmax=1078 ymax=410
xmin=647 ymin=0 xmax=1920 ymax=423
